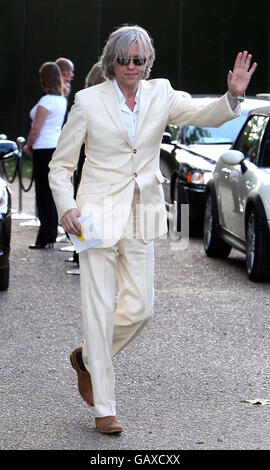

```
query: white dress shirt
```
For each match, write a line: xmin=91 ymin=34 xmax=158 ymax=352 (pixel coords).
xmin=113 ymin=79 xmax=140 ymax=146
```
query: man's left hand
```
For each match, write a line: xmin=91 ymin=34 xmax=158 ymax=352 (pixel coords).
xmin=227 ymin=50 xmax=257 ymax=96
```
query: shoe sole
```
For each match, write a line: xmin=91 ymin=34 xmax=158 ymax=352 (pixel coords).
xmin=70 ymin=349 xmax=86 ymax=372
xmin=70 ymin=354 xmax=75 ymax=369
xmin=97 ymin=429 xmax=123 ymax=434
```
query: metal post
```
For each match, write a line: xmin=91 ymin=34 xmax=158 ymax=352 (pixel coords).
xmin=17 ymin=137 xmax=24 ymax=213
xmin=11 ymin=136 xmax=34 ymax=221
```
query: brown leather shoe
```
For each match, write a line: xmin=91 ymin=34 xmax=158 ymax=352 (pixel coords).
xmin=70 ymin=347 xmax=94 ymax=406
xmin=95 ymin=416 xmax=123 ymax=434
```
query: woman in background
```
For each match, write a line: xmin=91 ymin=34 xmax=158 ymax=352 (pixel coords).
xmin=23 ymin=62 xmax=67 ymax=249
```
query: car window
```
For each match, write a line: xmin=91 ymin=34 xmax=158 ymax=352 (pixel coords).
xmin=259 ymin=123 xmax=270 ymax=167
xmin=179 ymin=114 xmax=249 ymax=145
xmin=166 ymin=124 xmax=182 ymax=141
xmin=234 ymin=115 xmax=269 ymax=165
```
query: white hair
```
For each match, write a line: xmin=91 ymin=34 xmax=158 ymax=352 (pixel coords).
xmin=100 ymin=25 xmax=156 ymax=80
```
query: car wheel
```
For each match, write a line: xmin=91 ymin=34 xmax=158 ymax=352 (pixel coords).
xmin=246 ymin=208 xmax=270 ymax=281
xmin=190 ymin=215 xmax=203 ymax=237
xmin=203 ymin=192 xmax=231 ymax=258
xmin=172 ymin=178 xmax=203 ymax=236
xmin=0 ymin=265 xmax=9 ymax=291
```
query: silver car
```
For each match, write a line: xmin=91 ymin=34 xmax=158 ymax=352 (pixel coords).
xmin=203 ymin=105 xmax=270 ymax=281
xmin=161 ymin=95 xmax=270 ymax=235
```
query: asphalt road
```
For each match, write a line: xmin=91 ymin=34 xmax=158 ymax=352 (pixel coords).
xmin=1 ymin=179 xmax=270 ymax=452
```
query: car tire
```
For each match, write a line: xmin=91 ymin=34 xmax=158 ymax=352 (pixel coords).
xmin=246 ymin=208 xmax=270 ymax=282
xmin=0 ymin=265 xmax=9 ymax=291
xmin=203 ymin=192 xmax=231 ymax=258
xmin=173 ymin=178 xmax=203 ymax=236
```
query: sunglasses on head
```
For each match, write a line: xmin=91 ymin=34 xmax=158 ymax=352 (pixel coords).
xmin=116 ymin=57 xmax=147 ymax=66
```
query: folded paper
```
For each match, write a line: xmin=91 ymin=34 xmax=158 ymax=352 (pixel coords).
xmin=69 ymin=213 xmax=102 ymax=253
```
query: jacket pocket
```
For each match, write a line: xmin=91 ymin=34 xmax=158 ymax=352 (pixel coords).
xmin=78 ymin=180 xmax=111 ymax=195
xmin=155 ymin=169 xmax=165 ymax=184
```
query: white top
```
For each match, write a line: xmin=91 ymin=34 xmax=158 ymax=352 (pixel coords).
xmin=30 ymin=94 xmax=67 ymax=149
xmin=113 ymin=79 xmax=140 ymax=146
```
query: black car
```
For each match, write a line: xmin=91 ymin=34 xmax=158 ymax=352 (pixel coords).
xmin=0 ymin=137 xmax=17 ymax=290
xmin=160 ymin=96 xmax=270 ymax=234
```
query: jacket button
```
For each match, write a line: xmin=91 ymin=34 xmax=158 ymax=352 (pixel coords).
xmin=133 ymin=149 xmax=137 ymax=154
xmin=134 ymin=172 xmax=138 ymax=177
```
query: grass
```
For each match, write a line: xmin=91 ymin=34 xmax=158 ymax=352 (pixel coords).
xmin=0 ymin=155 xmax=33 ymax=180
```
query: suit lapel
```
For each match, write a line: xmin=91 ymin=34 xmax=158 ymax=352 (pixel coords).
xmin=99 ymin=81 xmax=130 ymax=145
xmin=135 ymin=80 xmax=152 ymax=141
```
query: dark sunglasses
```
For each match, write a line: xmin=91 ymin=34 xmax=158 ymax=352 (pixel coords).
xmin=116 ymin=57 xmax=147 ymax=66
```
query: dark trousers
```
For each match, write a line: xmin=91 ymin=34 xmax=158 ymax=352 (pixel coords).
xmin=33 ymin=148 xmax=58 ymax=244
xmin=72 ymin=145 xmax=86 ymax=265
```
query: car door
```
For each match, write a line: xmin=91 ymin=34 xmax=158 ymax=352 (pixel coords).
xmin=218 ymin=114 xmax=269 ymax=237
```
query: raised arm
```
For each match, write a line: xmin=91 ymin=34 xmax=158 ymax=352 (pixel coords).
xmin=227 ymin=51 xmax=258 ymax=109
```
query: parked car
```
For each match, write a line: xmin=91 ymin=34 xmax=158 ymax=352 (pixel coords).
xmin=0 ymin=136 xmax=18 ymax=290
xmin=160 ymin=95 xmax=270 ymax=234
xmin=203 ymin=105 xmax=270 ymax=282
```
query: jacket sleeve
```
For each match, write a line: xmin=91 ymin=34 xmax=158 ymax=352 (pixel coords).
xmin=167 ymin=81 xmax=241 ymax=128
xmin=48 ymin=92 xmax=87 ymax=220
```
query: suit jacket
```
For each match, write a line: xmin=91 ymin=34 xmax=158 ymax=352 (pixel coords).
xmin=48 ymin=78 xmax=240 ymax=247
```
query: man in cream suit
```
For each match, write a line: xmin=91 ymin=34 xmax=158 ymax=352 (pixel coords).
xmin=49 ymin=25 xmax=257 ymax=434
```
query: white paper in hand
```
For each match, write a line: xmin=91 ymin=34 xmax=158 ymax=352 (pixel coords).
xmin=69 ymin=213 xmax=102 ymax=253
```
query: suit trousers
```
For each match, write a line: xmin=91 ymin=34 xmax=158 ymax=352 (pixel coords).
xmin=80 ymin=189 xmax=155 ymax=417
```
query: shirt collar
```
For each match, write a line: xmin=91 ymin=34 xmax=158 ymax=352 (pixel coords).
xmin=113 ymin=79 xmax=140 ymax=106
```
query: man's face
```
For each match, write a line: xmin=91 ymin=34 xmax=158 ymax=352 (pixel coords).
xmin=113 ymin=42 xmax=147 ymax=91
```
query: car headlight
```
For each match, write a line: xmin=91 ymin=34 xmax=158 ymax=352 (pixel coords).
xmin=179 ymin=164 xmax=212 ymax=186
xmin=185 ymin=169 xmax=212 ymax=185
xmin=186 ymin=170 xmax=204 ymax=184
xmin=0 ymin=187 xmax=9 ymax=215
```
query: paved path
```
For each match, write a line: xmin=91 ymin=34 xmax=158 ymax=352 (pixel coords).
xmin=1 ymin=178 xmax=270 ymax=452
